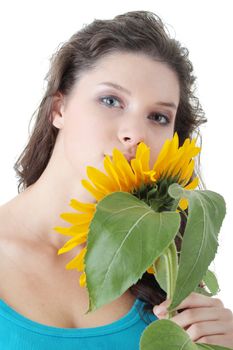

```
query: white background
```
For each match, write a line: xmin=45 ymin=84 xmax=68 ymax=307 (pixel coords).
xmin=0 ymin=1 xmax=232 ymax=310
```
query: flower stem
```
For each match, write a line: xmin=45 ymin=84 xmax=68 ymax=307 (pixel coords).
xmin=163 ymin=240 xmax=178 ymax=318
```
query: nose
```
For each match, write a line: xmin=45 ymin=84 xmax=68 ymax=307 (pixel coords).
xmin=117 ymin=115 xmax=146 ymax=150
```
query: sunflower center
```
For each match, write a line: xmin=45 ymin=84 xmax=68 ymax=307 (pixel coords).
xmin=131 ymin=176 xmax=179 ymax=212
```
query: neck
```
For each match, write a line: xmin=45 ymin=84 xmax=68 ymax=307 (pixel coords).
xmin=6 ymin=167 xmax=95 ymax=252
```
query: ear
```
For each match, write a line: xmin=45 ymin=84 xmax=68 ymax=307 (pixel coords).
xmin=51 ymin=92 xmax=65 ymax=129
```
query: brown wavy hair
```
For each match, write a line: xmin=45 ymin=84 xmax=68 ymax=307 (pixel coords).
xmin=13 ymin=10 xmax=207 ymax=316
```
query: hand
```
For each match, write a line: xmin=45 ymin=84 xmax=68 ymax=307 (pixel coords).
xmin=153 ymin=292 xmax=233 ymax=348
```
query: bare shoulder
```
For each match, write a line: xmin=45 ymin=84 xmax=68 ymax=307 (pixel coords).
xmin=0 ymin=202 xmax=12 ymax=246
xmin=0 ymin=201 xmax=18 ymax=249
xmin=0 ymin=201 xmax=23 ymax=264
xmin=0 ymin=200 xmax=42 ymax=262
xmin=0 ymin=202 xmax=138 ymax=328
xmin=0 ymin=202 xmax=16 ymax=298
xmin=0 ymin=201 xmax=34 ymax=297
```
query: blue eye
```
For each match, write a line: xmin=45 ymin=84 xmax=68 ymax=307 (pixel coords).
xmin=149 ymin=113 xmax=170 ymax=125
xmin=99 ymin=95 xmax=122 ymax=108
xmin=99 ymin=96 xmax=170 ymax=125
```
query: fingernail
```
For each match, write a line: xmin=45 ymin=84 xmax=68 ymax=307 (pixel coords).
xmin=153 ymin=305 xmax=167 ymax=316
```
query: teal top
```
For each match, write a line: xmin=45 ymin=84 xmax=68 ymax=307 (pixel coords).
xmin=0 ymin=298 xmax=157 ymax=349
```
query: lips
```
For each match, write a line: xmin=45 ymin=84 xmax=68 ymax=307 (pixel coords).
xmin=123 ymin=154 xmax=134 ymax=162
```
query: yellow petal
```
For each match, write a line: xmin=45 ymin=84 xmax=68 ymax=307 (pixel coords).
xmin=79 ymin=272 xmax=86 ymax=287
xmin=58 ymin=233 xmax=87 ymax=255
xmin=152 ymin=134 xmax=179 ymax=177
xmin=115 ymin=160 xmax=136 ymax=190
xmin=169 ymin=149 xmax=187 ymax=178
xmin=81 ymin=179 xmax=105 ymax=201
xmin=112 ymin=149 xmax=136 ymax=188
xmin=143 ymin=170 xmax=157 ymax=183
xmin=179 ymin=159 xmax=195 ymax=183
xmin=184 ymin=177 xmax=199 ymax=190
xmin=147 ymin=266 xmax=155 ymax=274
xmin=136 ymin=142 xmax=148 ymax=158
xmin=179 ymin=198 xmax=188 ymax=211
xmin=169 ymin=132 xmax=179 ymax=156
xmin=52 ymin=226 xmax=76 ymax=237
xmin=66 ymin=247 xmax=87 ymax=270
xmin=136 ymin=142 xmax=150 ymax=171
xmin=131 ymin=159 xmax=145 ymax=187
xmin=152 ymin=139 xmax=171 ymax=171
xmin=87 ymin=166 xmax=116 ymax=193
xmin=67 ymin=223 xmax=90 ymax=235
xmin=60 ymin=212 xmax=92 ymax=225
xmin=152 ymin=133 xmax=201 ymax=185
xmin=69 ymin=199 xmax=95 ymax=214
xmin=103 ymin=155 xmax=122 ymax=190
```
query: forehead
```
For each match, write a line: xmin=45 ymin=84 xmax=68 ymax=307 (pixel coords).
xmin=71 ymin=51 xmax=180 ymax=103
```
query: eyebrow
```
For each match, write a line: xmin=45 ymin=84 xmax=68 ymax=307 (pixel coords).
xmin=97 ymin=81 xmax=178 ymax=110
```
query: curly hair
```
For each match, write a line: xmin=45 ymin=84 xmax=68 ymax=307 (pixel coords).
xmin=13 ymin=10 xmax=207 ymax=314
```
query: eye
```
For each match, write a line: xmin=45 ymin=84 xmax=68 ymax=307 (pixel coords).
xmin=148 ymin=112 xmax=170 ymax=125
xmin=99 ymin=95 xmax=122 ymax=108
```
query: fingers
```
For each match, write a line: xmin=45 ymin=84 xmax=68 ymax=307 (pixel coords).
xmin=153 ymin=292 xmax=224 ymax=316
xmin=173 ymin=292 xmax=224 ymax=310
xmin=185 ymin=320 xmax=233 ymax=342
xmin=170 ymin=307 xmax=233 ymax=329
xmin=152 ymin=292 xmax=233 ymax=348
xmin=196 ymin=334 xmax=233 ymax=348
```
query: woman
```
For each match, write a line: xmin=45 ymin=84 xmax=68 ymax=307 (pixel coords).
xmin=0 ymin=10 xmax=232 ymax=349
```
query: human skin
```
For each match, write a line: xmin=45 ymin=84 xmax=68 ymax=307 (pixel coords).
xmin=52 ymin=52 xmax=233 ymax=347
xmin=153 ymin=292 xmax=233 ymax=347
xmin=3 ymin=52 xmax=179 ymax=251
xmin=50 ymin=51 xmax=180 ymax=249
xmin=4 ymin=51 xmax=233 ymax=345
xmin=52 ymin=51 xmax=179 ymax=179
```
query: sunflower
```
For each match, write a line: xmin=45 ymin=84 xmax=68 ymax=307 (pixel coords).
xmin=53 ymin=132 xmax=201 ymax=286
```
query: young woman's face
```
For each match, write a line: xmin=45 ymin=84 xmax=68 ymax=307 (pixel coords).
xmin=53 ymin=52 xmax=180 ymax=179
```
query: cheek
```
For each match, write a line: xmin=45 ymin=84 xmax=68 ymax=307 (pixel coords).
xmin=63 ymin=119 xmax=84 ymax=157
xmin=62 ymin=114 xmax=106 ymax=174
xmin=63 ymin=109 xmax=90 ymax=150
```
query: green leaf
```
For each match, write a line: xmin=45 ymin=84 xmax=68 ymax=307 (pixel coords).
xmin=140 ymin=319 xmax=196 ymax=350
xmin=194 ymin=269 xmax=220 ymax=297
xmin=168 ymin=184 xmax=226 ymax=311
xmin=203 ymin=269 xmax=220 ymax=296
xmin=167 ymin=241 xmax=178 ymax=298
xmin=196 ymin=345 xmax=231 ymax=350
xmin=153 ymin=240 xmax=179 ymax=297
xmin=194 ymin=286 xmax=212 ymax=297
xmin=85 ymin=191 xmax=180 ymax=312
xmin=140 ymin=319 xmax=231 ymax=350
xmin=153 ymin=255 xmax=168 ymax=293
